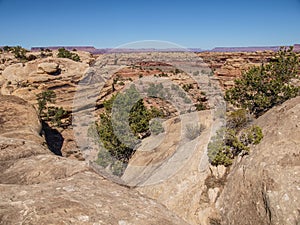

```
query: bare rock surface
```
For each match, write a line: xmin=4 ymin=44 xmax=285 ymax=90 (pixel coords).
xmin=122 ymin=96 xmax=300 ymax=225
xmin=122 ymin=111 xmax=226 ymax=225
xmin=0 ymin=56 xmax=90 ymax=159
xmin=37 ymin=62 xmax=59 ymax=74
xmin=0 ymin=94 xmax=188 ymax=225
xmin=217 ymin=96 xmax=300 ymax=225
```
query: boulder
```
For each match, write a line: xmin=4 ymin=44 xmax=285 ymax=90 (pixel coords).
xmin=217 ymin=96 xmax=300 ymax=225
xmin=37 ymin=62 xmax=59 ymax=74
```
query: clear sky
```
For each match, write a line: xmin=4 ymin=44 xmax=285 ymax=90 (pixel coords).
xmin=0 ymin=0 xmax=300 ymax=49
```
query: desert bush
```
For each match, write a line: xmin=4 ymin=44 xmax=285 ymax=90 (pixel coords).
xmin=46 ymin=106 xmax=68 ymax=127
xmin=57 ymin=48 xmax=80 ymax=62
xmin=36 ymin=90 xmax=56 ymax=115
xmin=225 ymin=47 xmax=299 ymax=117
xmin=3 ymin=46 xmax=28 ymax=60
xmin=27 ymin=54 xmax=37 ymax=61
xmin=185 ymin=123 xmax=205 ymax=140
xmin=207 ymin=128 xmax=233 ymax=167
xmin=3 ymin=46 xmax=12 ymax=52
xmin=150 ymin=119 xmax=164 ymax=135
xmin=96 ymin=85 xmax=164 ymax=167
xmin=207 ymin=125 xmax=263 ymax=166
xmin=36 ymin=90 xmax=68 ymax=127
xmin=182 ymin=83 xmax=193 ymax=92
xmin=12 ymin=46 xmax=27 ymax=60
xmin=226 ymin=108 xmax=251 ymax=131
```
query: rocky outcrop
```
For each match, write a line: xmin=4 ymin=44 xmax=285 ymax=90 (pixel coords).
xmin=217 ymin=96 xmax=300 ymax=225
xmin=198 ymin=51 xmax=275 ymax=88
xmin=120 ymin=96 xmax=300 ymax=225
xmin=121 ymin=111 xmax=227 ymax=225
xmin=0 ymin=56 xmax=91 ymax=159
xmin=37 ymin=62 xmax=59 ymax=74
xmin=0 ymin=94 xmax=188 ymax=225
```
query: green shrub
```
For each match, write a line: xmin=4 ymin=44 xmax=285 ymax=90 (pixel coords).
xmin=3 ymin=46 xmax=28 ymax=60
xmin=185 ymin=123 xmax=205 ymax=140
xmin=195 ymin=101 xmax=206 ymax=111
xmin=36 ymin=90 xmax=56 ymax=115
xmin=46 ymin=106 xmax=68 ymax=127
xmin=3 ymin=46 xmax=12 ymax=52
xmin=226 ymin=108 xmax=251 ymax=131
xmin=27 ymin=54 xmax=37 ymax=61
xmin=225 ymin=47 xmax=299 ymax=117
xmin=207 ymin=125 xmax=263 ymax=166
xmin=240 ymin=125 xmax=264 ymax=146
xmin=96 ymin=85 xmax=164 ymax=168
xmin=182 ymin=83 xmax=193 ymax=92
xmin=150 ymin=119 xmax=165 ymax=135
xmin=12 ymin=46 xmax=27 ymax=60
xmin=207 ymin=129 xmax=233 ymax=167
xmin=57 ymin=48 xmax=80 ymax=62
xmin=36 ymin=90 xmax=68 ymax=127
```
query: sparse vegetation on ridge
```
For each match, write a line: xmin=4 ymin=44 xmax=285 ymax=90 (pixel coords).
xmin=208 ymin=46 xmax=299 ymax=167
xmin=57 ymin=48 xmax=80 ymax=62
xmin=1 ymin=46 xmax=34 ymax=62
xmin=225 ymin=47 xmax=300 ymax=117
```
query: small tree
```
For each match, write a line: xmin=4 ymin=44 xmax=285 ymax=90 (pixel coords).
xmin=96 ymin=85 xmax=164 ymax=173
xmin=36 ymin=90 xmax=56 ymax=116
xmin=225 ymin=47 xmax=299 ymax=117
xmin=36 ymin=90 xmax=68 ymax=127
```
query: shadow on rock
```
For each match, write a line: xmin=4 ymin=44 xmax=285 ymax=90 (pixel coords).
xmin=42 ymin=121 xmax=63 ymax=156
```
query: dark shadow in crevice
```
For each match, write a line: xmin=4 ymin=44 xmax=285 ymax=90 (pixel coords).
xmin=42 ymin=121 xmax=63 ymax=156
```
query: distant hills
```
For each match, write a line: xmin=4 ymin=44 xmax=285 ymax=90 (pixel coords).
xmin=30 ymin=44 xmax=300 ymax=53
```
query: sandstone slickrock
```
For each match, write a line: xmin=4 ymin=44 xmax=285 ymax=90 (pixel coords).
xmin=37 ymin=62 xmax=59 ymax=74
xmin=1 ymin=56 xmax=90 ymax=159
xmin=0 ymin=94 xmax=188 ymax=225
xmin=0 ymin=50 xmax=278 ymax=160
xmin=0 ymin=49 xmax=299 ymax=225
xmin=122 ymin=111 xmax=226 ymax=225
xmin=217 ymin=96 xmax=300 ymax=225
xmin=121 ymin=97 xmax=300 ymax=225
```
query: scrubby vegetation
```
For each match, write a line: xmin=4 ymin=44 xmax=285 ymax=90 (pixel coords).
xmin=185 ymin=123 xmax=205 ymax=140
xmin=1 ymin=46 xmax=34 ymax=61
xmin=208 ymin=47 xmax=299 ymax=167
xmin=207 ymin=108 xmax=263 ymax=166
xmin=94 ymin=85 xmax=164 ymax=175
xmin=36 ymin=90 xmax=68 ymax=127
xmin=149 ymin=118 xmax=165 ymax=135
xmin=225 ymin=47 xmax=299 ymax=117
xmin=57 ymin=48 xmax=80 ymax=62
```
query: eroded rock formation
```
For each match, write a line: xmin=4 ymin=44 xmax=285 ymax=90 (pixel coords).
xmin=0 ymin=94 xmax=188 ymax=225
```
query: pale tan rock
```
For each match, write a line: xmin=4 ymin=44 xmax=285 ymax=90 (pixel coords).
xmin=122 ymin=111 xmax=221 ymax=225
xmin=37 ymin=62 xmax=59 ymax=74
xmin=0 ymin=94 xmax=188 ymax=225
xmin=217 ymin=96 xmax=300 ymax=225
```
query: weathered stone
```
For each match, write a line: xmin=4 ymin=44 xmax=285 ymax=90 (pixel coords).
xmin=37 ymin=62 xmax=59 ymax=74
xmin=217 ymin=96 xmax=300 ymax=225
xmin=0 ymin=95 xmax=188 ymax=225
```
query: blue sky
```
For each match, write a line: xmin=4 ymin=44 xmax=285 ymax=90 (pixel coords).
xmin=0 ymin=0 xmax=300 ymax=49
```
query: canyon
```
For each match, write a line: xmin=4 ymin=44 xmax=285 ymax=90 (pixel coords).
xmin=0 ymin=47 xmax=299 ymax=225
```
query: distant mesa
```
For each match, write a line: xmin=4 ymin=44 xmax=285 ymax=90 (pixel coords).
xmin=31 ymin=46 xmax=97 ymax=52
xmin=210 ymin=46 xmax=281 ymax=52
xmin=29 ymin=44 xmax=300 ymax=53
